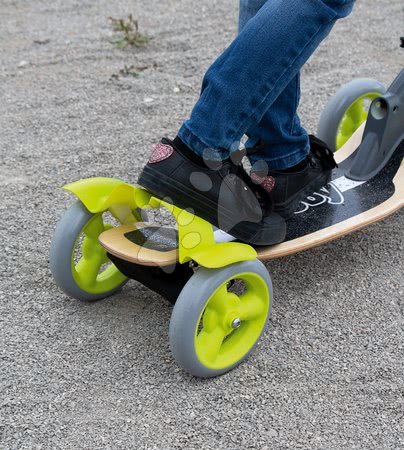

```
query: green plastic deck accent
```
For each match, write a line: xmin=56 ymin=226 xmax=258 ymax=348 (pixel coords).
xmin=194 ymin=272 xmax=270 ymax=370
xmin=64 ymin=177 xmax=257 ymax=269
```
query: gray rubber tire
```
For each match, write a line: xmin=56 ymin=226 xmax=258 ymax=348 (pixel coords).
xmin=50 ymin=201 xmax=127 ymax=301
xmin=317 ymin=78 xmax=386 ymax=151
xmin=169 ymin=259 xmax=273 ymax=378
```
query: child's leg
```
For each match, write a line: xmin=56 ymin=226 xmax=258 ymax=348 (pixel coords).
xmin=139 ymin=0 xmax=356 ymax=244
xmin=239 ymin=0 xmax=308 ymax=170
xmin=177 ymin=0 xmax=355 ymax=162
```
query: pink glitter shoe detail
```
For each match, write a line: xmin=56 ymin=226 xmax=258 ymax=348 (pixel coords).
xmin=149 ymin=143 xmax=174 ymax=163
xmin=251 ymin=173 xmax=276 ymax=193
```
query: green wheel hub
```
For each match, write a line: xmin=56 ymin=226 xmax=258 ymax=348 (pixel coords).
xmin=194 ymin=272 xmax=270 ymax=370
xmin=336 ymin=92 xmax=380 ymax=150
xmin=71 ymin=213 xmax=126 ymax=294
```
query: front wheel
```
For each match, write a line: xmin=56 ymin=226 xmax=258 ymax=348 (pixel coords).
xmin=169 ymin=260 xmax=272 ymax=378
xmin=317 ymin=78 xmax=386 ymax=152
xmin=50 ymin=201 xmax=127 ymax=301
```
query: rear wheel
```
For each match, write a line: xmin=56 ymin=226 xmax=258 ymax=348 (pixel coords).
xmin=50 ymin=201 xmax=127 ymax=301
xmin=318 ymin=78 xmax=386 ymax=152
xmin=169 ymin=259 xmax=272 ymax=378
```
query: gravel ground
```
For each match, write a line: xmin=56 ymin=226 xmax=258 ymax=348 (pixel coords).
xmin=1 ymin=0 xmax=403 ymax=449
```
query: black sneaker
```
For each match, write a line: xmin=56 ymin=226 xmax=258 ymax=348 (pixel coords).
xmin=250 ymin=135 xmax=337 ymax=218
xmin=138 ymin=137 xmax=286 ymax=246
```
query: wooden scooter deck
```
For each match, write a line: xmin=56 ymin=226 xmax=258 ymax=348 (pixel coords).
xmin=99 ymin=126 xmax=404 ymax=266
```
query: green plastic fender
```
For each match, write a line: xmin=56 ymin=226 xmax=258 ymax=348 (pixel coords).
xmin=64 ymin=177 xmax=151 ymax=224
xmin=149 ymin=196 xmax=257 ymax=268
xmin=63 ymin=177 xmax=257 ymax=269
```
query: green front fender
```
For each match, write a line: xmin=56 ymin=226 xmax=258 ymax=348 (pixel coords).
xmin=63 ymin=177 xmax=151 ymax=223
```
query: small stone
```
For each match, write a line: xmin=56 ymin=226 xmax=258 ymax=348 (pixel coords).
xmin=267 ymin=429 xmax=278 ymax=438
xmin=33 ymin=38 xmax=50 ymax=45
xmin=173 ymin=86 xmax=180 ymax=93
xmin=18 ymin=60 xmax=29 ymax=68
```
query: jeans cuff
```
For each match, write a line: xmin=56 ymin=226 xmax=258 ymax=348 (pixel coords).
xmin=249 ymin=145 xmax=309 ymax=170
xmin=177 ymin=122 xmax=230 ymax=160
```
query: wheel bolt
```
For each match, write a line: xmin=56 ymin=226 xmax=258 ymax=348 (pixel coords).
xmin=231 ymin=318 xmax=241 ymax=329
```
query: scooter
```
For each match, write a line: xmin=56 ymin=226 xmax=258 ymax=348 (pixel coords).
xmin=50 ymin=46 xmax=404 ymax=377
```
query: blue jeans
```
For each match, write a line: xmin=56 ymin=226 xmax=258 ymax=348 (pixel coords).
xmin=178 ymin=0 xmax=355 ymax=169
